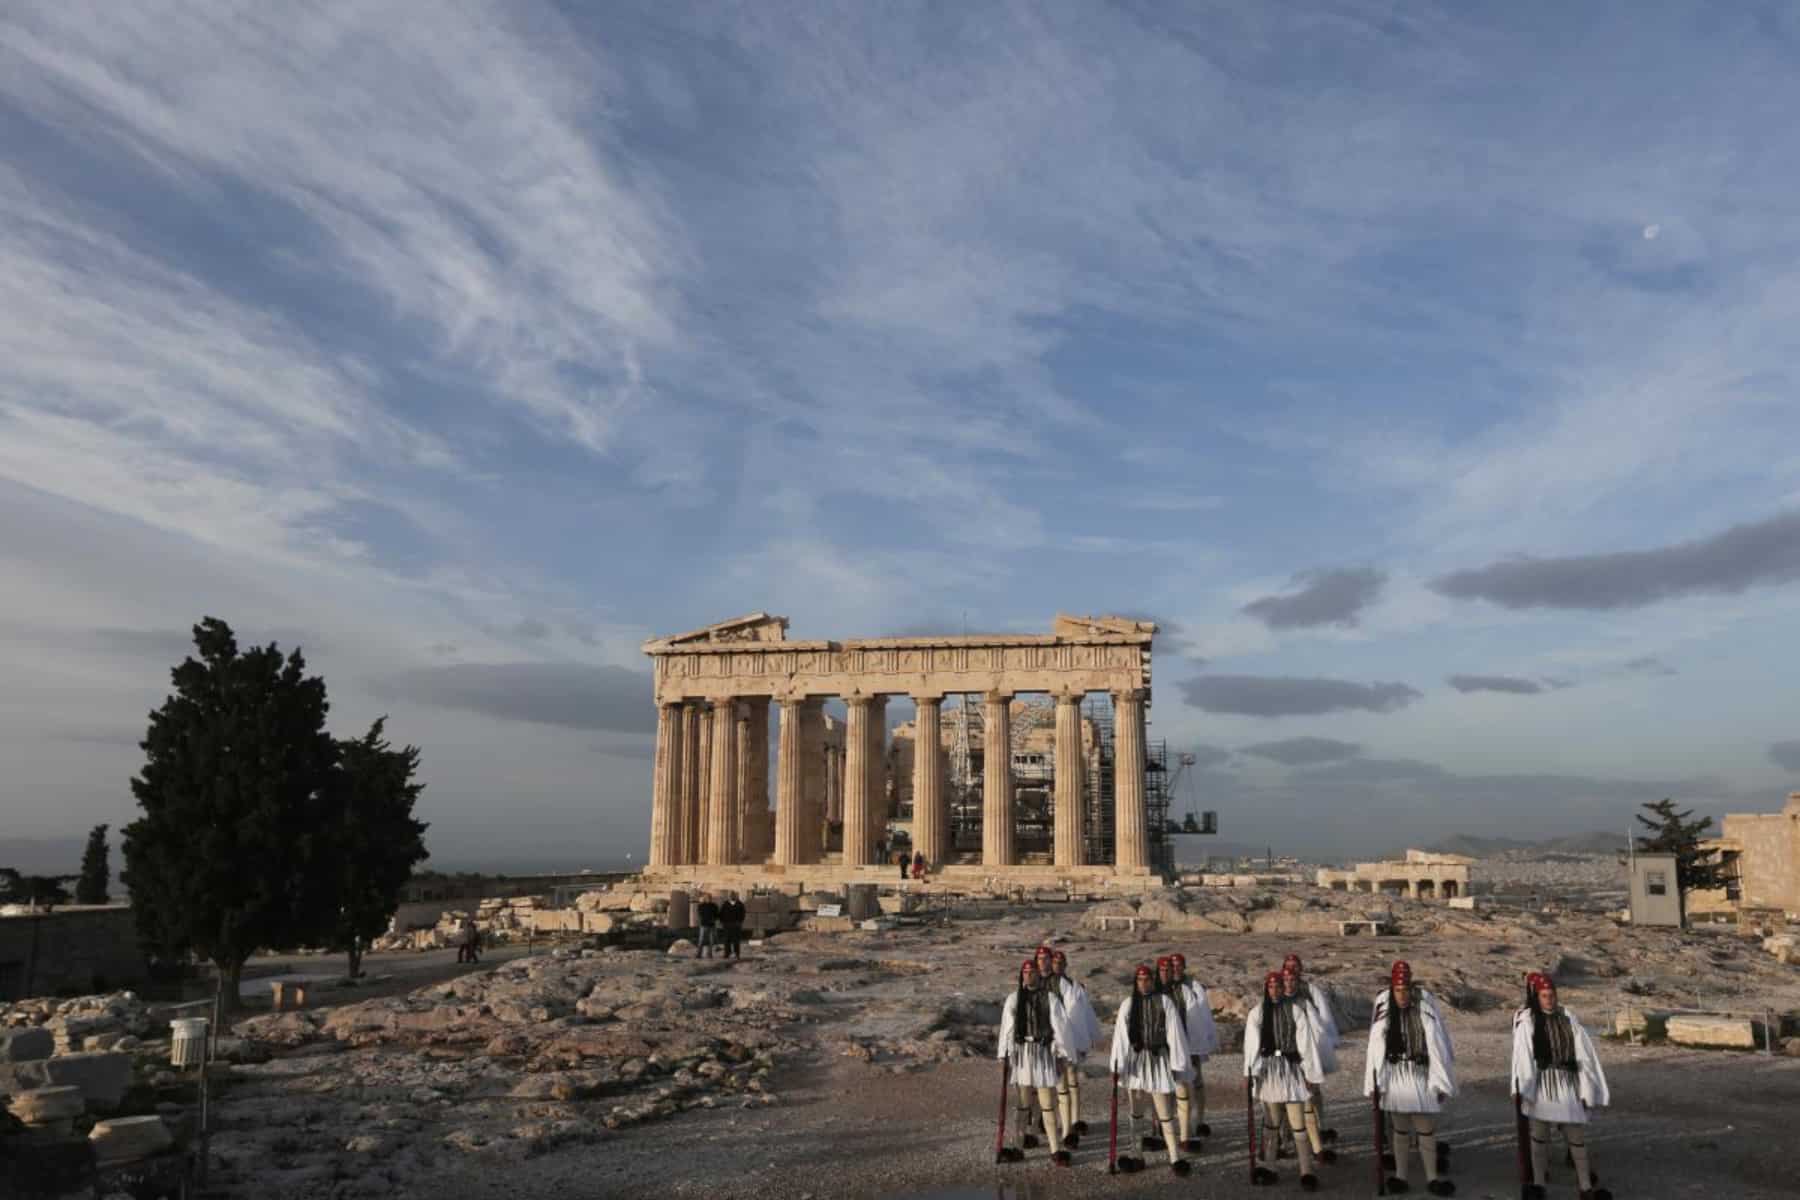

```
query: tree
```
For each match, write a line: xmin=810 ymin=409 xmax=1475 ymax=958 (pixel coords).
xmin=329 ymin=717 xmax=429 ymax=980
xmin=1634 ymin=798 xmax=1727 ymax=925
xmin=122 ymin=618 xmax=341 ymax=1012
xmin=76 ymin=824 xmax=111 ymax=905
xmin=0 ymin=869 xmax=71 ymax=907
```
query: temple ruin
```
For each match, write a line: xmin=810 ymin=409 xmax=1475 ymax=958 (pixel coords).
xmin=639 ymin=612 xmax=1163 ymax=886
xmin=1314 ymin=849 xmax=1471 ymax=900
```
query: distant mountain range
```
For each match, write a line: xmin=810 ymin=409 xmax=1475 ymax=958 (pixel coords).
xmin=1390 ymin=831 xmax=1631 ymax=859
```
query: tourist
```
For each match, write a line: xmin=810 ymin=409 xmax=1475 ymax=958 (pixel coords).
xmin=1245 ymin=969 xmax=1324 ymax=1190
xmin=1364 ymin=960 xmax=1458 ymax=1195
xmin=1281 ymin=954 xmax=1340 ymax=1159
xmin=998 ymin=957 xmax=1076 ymax=1166
xmin=1511 ymin=972 xmax=1611 ymax=1200
xmin=1111 ymin=962 xmax=1192 ymax=1175
xmin=897 ymin=850 xmax=908 ymax=882
xmin=719 ymin=891 xmax=746 ymax=959
xmin=912 ymin=850 xmax=926 ymax=880
xmin=695 ymin=892 xmax=720 ymax=959
xmin=457 ymin=917 xmax=479 ymax=965
xmin=1047 ymin=948 xmax=1103 ymax=1138
xmin=1167 ymin=952 xmax=1219 ymax=1150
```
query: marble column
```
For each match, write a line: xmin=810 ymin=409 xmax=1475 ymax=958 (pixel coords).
xmin=1113 ymin=689 xmax=1148 ymax=872
xmin=800 ymin=700 xmax=826 ymax=862
xmin=867 ymin=696 xmax=888 ymax=860
xmin=843 ymin=697 xmax=872 ymax=866
xmin=982 ymin=692 xmax=1014 ymax=866
xmin=774 ymin=698 xmax=804 ymax=866
xmin=691 ymin=705 xmax=712 ymax=863
xmin=649 ymin=702 xmax=683 ymax=867
xmin=1053 ymin=692 xmax=1085 ymax=867
xmin=912 ymin=696 xmax=945 ymax=866
xmin=706 ymin=698 xmax=738 ymax=865
xmin=736 ymin=698 xmax=769 ymax=862
xmin=681 ymin=701 xmax=703 ymax=864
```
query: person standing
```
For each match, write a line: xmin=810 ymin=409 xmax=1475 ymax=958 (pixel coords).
xmin=1111 ymin=963 xmax=1194 ymax=1176
xmin=695 ymin=892 xmax=720 ymax=959
xmin=718 ymin=891 xmax=747 ymax=959
xmin=1047 ymin=949 xmax=1103 ymax=1138
xmin=1166 ymin=952 xmax=1219 ymax=1151
xmin=1245 ymin=969 xmax=1323 ymax=1191
xmin=1281 ymin=954 xmax=1340 ymax=1158
xmin=1365 ymin=960 xmax=1458 ymax=1195
xmin=998 ymin=957 xmax=1077 ymax=1166
xmin=1511 ymin=972 xmax=1611 ymax=1200
xmin=912 ymin=849 xmax=926 ymax=880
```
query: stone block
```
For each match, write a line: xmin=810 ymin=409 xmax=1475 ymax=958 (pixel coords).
xmin=90 ymin=1114 xmax=173 ymax=1164
xmin=1666 ymin=1014 xmax=1759 ymax=1049
xmin=581 ymin=913 xmax=617 ymax=935
xmin=0 ymin=1027 xmax=54 ymax=1062
xmin=1613 ymin=1008 xmax=1669 ymax=1040
xmin=42 ymin=1050 xmax=133 ymax=1110
xmin=9 ymin=1085 xmax=85 ymax=1124
xmin=800 ymin=915 xmax=855 ymax=932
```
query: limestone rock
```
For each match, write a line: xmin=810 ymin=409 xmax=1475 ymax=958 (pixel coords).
xmin=1202 ymin=910 xmax=1249 ymax=933
xmin=1762 ymin=934 xmax=1798 ymax=964
xmin=1666 ymin=1014 xmax=1759 ymax=1049
xmin=42 ymin=1050 xmax=133 ymax=1110
xmin=668 ymin=939 xmax=696 ymax=955
xmin=89 ymin=1115 xmax=173 ymax=1164
xmin=9 ymin=1084 xmax=85 ymax=1124
xmin=0 ymin=1027 xmax=53 ymax=1062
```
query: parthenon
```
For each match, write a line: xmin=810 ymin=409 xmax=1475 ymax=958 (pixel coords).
xmin=640 ymin=612 xmax=1159 ymax=880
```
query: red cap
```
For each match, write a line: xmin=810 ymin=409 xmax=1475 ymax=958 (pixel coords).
xmin=1051 ymin=949 xmax=1068 ymax=965
xmin=1169 ymin=952 xmax=1186 ymax=971
xmin=1134 ymin=963 xmax=1155 ymax=980
xmin=1282 ymin=952 xmax=1303 ymax=972
xmin=1020 ymin=958 xmax=1038 ymax=978
xmin=1524 ymin=971 xmax=1545 ymax=991
xmin=1534 ymin=973 xmax=1555 ymax=993
xmin=1155 ymin=955 xmax=1173 ymax=971
xmin=1390 ymin=960 xmax=1412 ymax=985
xmin=1263 ymin=970 xmax=1284 ymax=994
xmin=1035 ymin=944 xmax=1054 ymax=959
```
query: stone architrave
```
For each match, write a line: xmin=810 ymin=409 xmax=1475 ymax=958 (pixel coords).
xmin=842 ymin=697 xmax=872 ymax=865
xmin=680 ymin=701 xmax=703 ymax=864
xmin=1053 ymin=691 xmax=1085 ymax=867
xmin=983 ymin=692 xmax=1014 ymax=866
xmin=706 ymin=699 xmax=738 ymax=865
xmin=913 ymin=696 xmax=945 ymax=865
xmin=774 ymin=698 xmax=804 ymax=866
xmin=649 ymin=702 xmax=682 ymax=867
xmin=1113 ymin=689 xmax=1148 ymax=871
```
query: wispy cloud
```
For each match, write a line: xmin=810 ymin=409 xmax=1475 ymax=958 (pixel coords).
xmin=1239 ymin=736 xmax=1364 ymax=765
xmin=1179 ymin=674 xmax=1422 ymax=718
xmin=1446 ymin=674 xmax=1546 ymax=696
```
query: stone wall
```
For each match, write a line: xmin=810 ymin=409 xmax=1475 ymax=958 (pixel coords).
xmin=0 ymin=907 xmax=147 ymax=1001
xmin=1722 ymin=794 xmax=1800 ymax=915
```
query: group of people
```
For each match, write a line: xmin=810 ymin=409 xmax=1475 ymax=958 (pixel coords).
xmin=994 ymin=948 xmax=1613 ymax=1198
xmin=692 ymin=891 xmax=747 ymax=959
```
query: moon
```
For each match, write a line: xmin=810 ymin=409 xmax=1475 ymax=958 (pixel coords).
xmin=1642 ymin=224 xmax=1661 ymax=240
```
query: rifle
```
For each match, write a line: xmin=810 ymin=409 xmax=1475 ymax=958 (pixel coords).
xmin=1513 ymin=1093 xmax=1530 ymax=1198
xmin=1373 ymin=1086 xmax=1387 ymax=1195
xmin=1107 ymin=1070 xmax=1120 ymax=1173
xmin=995 ymin=1056 xmax=1022 ymax=1163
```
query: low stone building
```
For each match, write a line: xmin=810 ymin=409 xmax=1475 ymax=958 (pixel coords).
xmin=0 ymin=906 xmax=148 ymax=1001
xmin=1690 ymin=791 xmax=1800 ymax=920
xmin=1315 ymin=849 xmax=1472 ymax=900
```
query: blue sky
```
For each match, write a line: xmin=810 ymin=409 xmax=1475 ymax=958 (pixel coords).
xmin=4 ymin=1 xmax=1800 ymax=865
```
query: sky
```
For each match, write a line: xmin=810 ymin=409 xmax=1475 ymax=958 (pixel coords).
xmin=4 ymin=1 xmax=1800 ymax=868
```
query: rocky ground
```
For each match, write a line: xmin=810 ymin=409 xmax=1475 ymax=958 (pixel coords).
xmin=167 ymin=877 xmax=1799 ymax=1200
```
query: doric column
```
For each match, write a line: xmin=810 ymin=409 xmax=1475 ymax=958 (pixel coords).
xmin=774 ymin=698 xmax=804 ymax=866
xmin=736 ymin=698 xmax=769 ymax=862
xmin=695 ymin=703 xmax=714 ymax=862
xmin=843 ymin=697 xmax=872 ymax=865
xmin=867 ymin=696 xmax=889 ymax=855
xmin=913 ymin=696 xmax=945 ymax=866
xmin=680 ymin=701 xmax=703 ymax=864
xmin=800 ymin=701 xmax=825 ymax=862
xmin=649 ymin=702 xmax=683 ymax=867
xmin=983 ymin=692 xmax=1014 ymax=866
xmin=706 ymin=699 xmax=738 ymax=865
xmin=1053 ymin=692 xmax=1085 ymax=867
xmin=1113 ymin=689 xmax=1148 ymax=872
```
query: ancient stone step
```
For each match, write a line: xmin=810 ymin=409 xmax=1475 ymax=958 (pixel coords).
xmin=1665 ymin=1014 xmax=1759 ymax=1049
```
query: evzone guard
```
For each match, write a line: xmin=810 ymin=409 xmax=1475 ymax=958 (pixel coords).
xmin=995 ymin=957 xmax=1079 ymax=1166
xmin=1042 ymin=946 xmax=1104 ymax=1141
xmin=1280 ymin=954 xmax=1341 ymax=1163
xmin=1110 ymin=962 xmax=1195 ymax=1175
xmin=1511 ymin=971 xmax=1612 ymax=1200
xmin=1364 ymin=959 xmax=1458 ymax=1196
xmin=1166 ymin=952 xmax=1219 ymax=1151
xmin=1245 ymin=969 xmax=1326 ymax=1191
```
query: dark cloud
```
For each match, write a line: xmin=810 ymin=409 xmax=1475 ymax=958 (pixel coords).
xmin=512 ymin=618 xmax=552 ymax=640
xmin=1447 ymin=674 xmax=1545 ymax=695
xmin=1242 ymin=567 xmax=1386 ymax=630
xmin=368 ymin=662 xmax=655 ymax=734
xmin=1770 ymin=741 xmax=1800 ymax=771
xmin=1239 ymin=736 xmax=1364 ymax=765
xmin=1292 ymin=756 xmax=1453 ymax=784
xmin=1621 ymin=656 xmax=1677 ymax=677
xmin=563 ymin=622 xmax=600 ymax=646
xmin=1430 ymin=510 xmax=1800 ymax=611
xmin=1179 ymin=674 xmax=1422 ymax=717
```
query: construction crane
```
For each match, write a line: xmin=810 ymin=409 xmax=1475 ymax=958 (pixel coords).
xmin=1168 ymin=751 xmax=1219 ymax=836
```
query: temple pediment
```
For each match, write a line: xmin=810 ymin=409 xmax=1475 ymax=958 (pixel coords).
xmin=645 ymin=612 xmax=789 ymax=650
xmin=1053 ymin=613 xmax=1157 ymax=639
